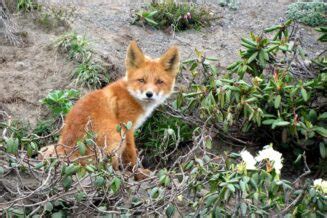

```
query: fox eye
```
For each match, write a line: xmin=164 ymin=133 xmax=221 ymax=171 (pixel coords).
xmin=138 ymin=78 xmax=145 ymax=83
xmin=156 ymin=79 xmax=164 ymax=85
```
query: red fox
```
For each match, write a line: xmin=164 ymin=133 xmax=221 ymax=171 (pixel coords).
xmin=40 ymin=41 xmax=180 ymax=179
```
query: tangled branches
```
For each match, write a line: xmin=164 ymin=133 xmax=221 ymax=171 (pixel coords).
xmin=1 ymin=108 xmax=325 ymax=216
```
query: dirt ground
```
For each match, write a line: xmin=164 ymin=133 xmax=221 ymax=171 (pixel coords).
xmin=0 ymin=0 xmax=324 ymax=127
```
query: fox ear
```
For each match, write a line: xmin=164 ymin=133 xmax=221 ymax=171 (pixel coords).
xmin=160 ymin=46 xmax=180 ymax=74
xmin=125 ymin=41 xmax=145 ymax=70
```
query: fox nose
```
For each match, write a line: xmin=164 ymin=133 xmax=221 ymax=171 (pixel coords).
xmin=146 ymin=91 xmax=153 ymax=98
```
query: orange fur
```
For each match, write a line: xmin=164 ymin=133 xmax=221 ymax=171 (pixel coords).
xmin=40 ymin=41 xmax=179 ymax=176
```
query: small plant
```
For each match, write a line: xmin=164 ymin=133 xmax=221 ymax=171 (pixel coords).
xmin=287 ymin=1 xmax=327 ymax=27
xmin=136 ymin=111 xmax=193 ymax=158
xmin=73 ymin=60 xmax=109 ymax=89
xmin=54 ymin=32 xmax=110 ymax=89
xmin=55 ymin=32 xmax=90 ymax=62
xmin=40 ymin=89 xmax=80 ymax=117
xmin=218 ymin=0 xmax=239 ymax=10
xmin=316 ymin=26 xmax=327 ymax=42
xmin=17 ymin=0 xmax=39 ymax=12
xmin=133 ymin=1 xmax=214 ymax=32
xmin=227 ymin=20 xmax=293 ymax=78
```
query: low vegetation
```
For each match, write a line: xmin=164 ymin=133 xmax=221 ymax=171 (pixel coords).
xmin=218 ymin=0 xmax=239 ymax=10
xmin=40 ymin=89 xmax=80 ymax=117
xmin=72 ymin=60 xmax=109 ymax=89
xmin=16 ymin=0 xmax=39 ymax=12
xmin=0 ymin=1 xmax=326 ymax=216
xmin=55 ymin=32 xmax=90 ymax=62
xmin=287 ymin=1 xmax=327 ymax=27
xmin=132 ymin=1 xmax=214 ymax=32
xmin=175 ymin=20 xmax=326 ymax=171
xmin=54 ymin=32 xmax=110 ymax=89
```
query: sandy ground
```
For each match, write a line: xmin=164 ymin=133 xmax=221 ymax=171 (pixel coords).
xmin=0 ymin=0 xmax=324 ymax=127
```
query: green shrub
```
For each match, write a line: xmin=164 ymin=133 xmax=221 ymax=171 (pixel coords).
xmin=132 ymin=1 xmax=214 ymax=31
xmin=195 ymin=147 xmax=327 ymax=216
xmin=73 ymin=60 xmax=109 ymax=89
xmin=177 ymin=20 xmax=327 ymax=160
xmin=54 ymin=33 xmax=110 ymax=89
xmin=136 ymin=111 xmax=193 ymax=157
xmin=287 ymin=1 xmax=327 ymax=27
xmin=218 ymin=0 xmax=239 ymax=10
xmin=55 ymin=32 xmax=90 ymax=62
xmin=17 ymin=0 xmax=39 ymax=12
xmin=40 ymin=89 xmax=80 ymax=117
xmin=316 ymin=26 xmax=327 ymax=42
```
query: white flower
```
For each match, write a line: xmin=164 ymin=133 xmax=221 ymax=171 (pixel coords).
xmin=240 ymin=150 xmax=257 ymax=170
xmin=255 ymin=145 xmax=283 ymax=175
xmin=313 ymin=178 xmax=327 ymax=194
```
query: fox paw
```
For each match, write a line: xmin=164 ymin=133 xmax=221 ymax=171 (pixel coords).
xmin=134 ymin=168 xmax=151 ymax=181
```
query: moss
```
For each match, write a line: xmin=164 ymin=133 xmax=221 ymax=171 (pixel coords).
xmin=287 ymin=2 xmax=327 ymax=27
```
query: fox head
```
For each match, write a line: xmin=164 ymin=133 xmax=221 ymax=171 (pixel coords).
xmin=125 ymin=41 xmax=179 ymax=105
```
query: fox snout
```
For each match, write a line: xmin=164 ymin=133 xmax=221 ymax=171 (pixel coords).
xmin=145 ymin=91 xmax=153 ymax=98
xmin=129 ymin=88 xmax=167 ymax=104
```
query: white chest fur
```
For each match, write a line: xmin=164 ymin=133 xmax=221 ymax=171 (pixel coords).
xmin=134 ymin=103 xmax=159 ymax=129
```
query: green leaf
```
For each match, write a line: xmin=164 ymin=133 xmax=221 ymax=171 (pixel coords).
xmin=148 ymin=10 xmax=158 ymax=17
xmin=308 ymin=109 xmax=317 ymax=122
xmin=165 ymin=204 xmax=176 ymax=218
xmin=314 ymin=127 xmax=327 ymax=137
xmin=273 ymin=120 xmax=290 ymax=128
xmin=150 ymin=187 xmax=160 ymax=199
xmin=227 ymin=184 xmax=235 ymax=192
xmin=301 ymin=88 xmax=308 ymax=102
xmin=274 ymin=95 xmax=281 ymax=109
xmin=0 ymin=166 xmax=4 ymax=175
xmin=62 ymin=176 xmax=73 ymax=191
xmin=64 ymin=164 xmax=80 ymax=176
xmin=75 ymin=191 xmax=86 ymax=202
xmin=85 ymin=165 xmax=96 ymax=173
xmin=34 ymin=162 xmax=44 ymax=170
xmin=111 ymin=177 xmax=121 ymax=193
xmin=247 ymin=52 xmax=258 ymax=64
xmin=5 ymin=137 xmax=19 ymax=155
xmin=259 ymin=50 xmax=267 ymax=67
xmin=293 ymin=154 xmax=302 ymax=164
xmin=241 ymin=38 xmax=257 ymax=47
xmin=240 ymin=202 xmax=247 ymax=216
xmin=205 ymin=138 xmax=212 ymax=150
xmin=206 ymin=194 xmax=219 ymax=207
xmin=144 ymin=17 xmax=158 ymax=26
xmin=159 ymin=175 xmax=171 ymax=186
xmin=95 ymin=176 xmax=105 ymax=187
xmin=318 ymin=112 xmax=327 ymax=120
xmin=51 ymin=211 xmax=65 ymax=218
xmin=262 ymin=119 xmax=275 ymax=125
xmin=262 ymin=50 xmax=269 ymax=60
xmin=264 ymin=25 xmax=282 ymax=32
xmin=78 ymin=141 xmax=86 ymax=156
xmin=319 ymin=142 xmax=326 ymax=159
xmin=44 ymin=202 xmax=53 ymax=212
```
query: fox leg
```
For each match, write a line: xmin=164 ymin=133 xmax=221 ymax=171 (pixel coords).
xmin=122 ymin=131 xmax=138 ymax=167
xmin=122 ymin=131 xmax=151 ymax=180
xmin=96 ymin=128 xmax=127 ymax=170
